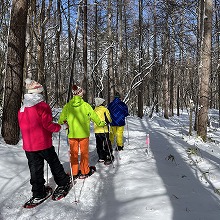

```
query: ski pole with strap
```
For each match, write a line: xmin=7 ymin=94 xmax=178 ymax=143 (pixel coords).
xmin=103 ymin=125 xmax=115 ymax=168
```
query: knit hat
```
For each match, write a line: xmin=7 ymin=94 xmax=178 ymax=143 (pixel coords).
xmin=95 ymin=97 xmax=105 ymax=107
xmin=115 ymin=92 xmax=121 ymax=98
xmin=25 ymin=78 xmax=43 ymax=94
xmin=72 ymin=85 xmax=84 ymax=96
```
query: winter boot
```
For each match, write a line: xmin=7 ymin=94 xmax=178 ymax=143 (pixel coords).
xmin=72 ymin=170 xmax=81 ymax=180
xmin=104 ymin=155 xmax=114 ymax=165
xmin=115 ymin=146 xmax=123 ymax=151
xmin=52 ymin=176 xmax=72 ymax=201
xmin=23 ymin=186 xmax=52 ymax=208
xmin=79 ymin=166 xmax=96 ymax=179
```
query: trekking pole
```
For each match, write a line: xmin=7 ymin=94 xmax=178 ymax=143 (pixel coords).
xmin=126 ymin=117 xmax=129 ymax=145
xmin=68 ymin=150 xmax=78 ymax=204
xmin=49 ymin=132 xmax=60 ymax=185
xmin=103 ymin=126 xmax=115 ymax=168
xmin=66 ymin=135 xmax=78 ymax=204
xmin=57 ymin=132 xmax=61 ymax=157
xmin=77 ymin=178 xmax=86 ymax=203
xmin=46 ymin=163 xmax=49 ymax=185
xmin=46 ymin=131 xmax=57 ymax=185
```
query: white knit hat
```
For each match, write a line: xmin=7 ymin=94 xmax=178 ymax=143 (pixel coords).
xmin=95 ymin=97 xmax=105 ymax=107
xmin=72 ymin=85 xmax=84 ymax=96
xmin=25 ymin=78 xmax=44 ymax=94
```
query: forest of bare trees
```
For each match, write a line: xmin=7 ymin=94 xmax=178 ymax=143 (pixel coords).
xmin=0 ymin=0 xmax=219 ymax=144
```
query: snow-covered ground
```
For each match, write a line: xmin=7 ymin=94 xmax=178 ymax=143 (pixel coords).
xmin=1 ymin=109 xmax=220 ymax=220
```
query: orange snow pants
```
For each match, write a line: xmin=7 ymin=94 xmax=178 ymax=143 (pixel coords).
xmin=68 ymin=138 xmax=90 ymax=175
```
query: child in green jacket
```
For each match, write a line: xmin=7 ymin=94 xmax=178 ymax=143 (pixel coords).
xmin=59 ymin=85 xmax=105 ymax=179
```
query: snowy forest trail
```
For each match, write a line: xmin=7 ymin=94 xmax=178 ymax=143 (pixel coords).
xmin=147 ymin=116 xmax=220 ymax=220
xmin=1 ymin=115 xmax=220 ymax=220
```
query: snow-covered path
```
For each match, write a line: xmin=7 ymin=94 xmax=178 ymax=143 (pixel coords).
xmin=1 ymin=114 xmax=220 ymax=220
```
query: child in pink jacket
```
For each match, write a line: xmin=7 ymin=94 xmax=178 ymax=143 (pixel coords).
xmin=18 ymin=78 xmax=70 ymax=207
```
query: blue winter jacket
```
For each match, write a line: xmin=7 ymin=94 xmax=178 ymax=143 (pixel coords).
xmin=108 ymin=98 xmax=129 ymax=126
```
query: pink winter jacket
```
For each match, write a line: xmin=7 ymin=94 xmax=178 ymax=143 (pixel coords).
xmin=18 ymin=94 xmax=61 ymax=152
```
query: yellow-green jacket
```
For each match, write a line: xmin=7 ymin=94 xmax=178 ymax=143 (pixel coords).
xmin=94 ymin=106 xmax=112 ymax=133
xmin=58 ymin=96 xmax=105 ymax=138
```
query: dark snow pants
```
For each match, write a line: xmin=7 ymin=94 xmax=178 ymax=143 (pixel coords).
xmin=95 ymin=133 xmax=113 ymax=160
xmin=25 ymin=146 xmax=69 ymax=198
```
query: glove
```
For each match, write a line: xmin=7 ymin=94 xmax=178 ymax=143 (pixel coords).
xmin=99 ymin=121 xmax=106 ymax=127
xmin=60 ymin=123 xmax=68 ymax=131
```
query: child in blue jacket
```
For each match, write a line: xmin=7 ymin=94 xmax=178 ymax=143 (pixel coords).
xmin=108 ymin=92 xmax=129 ymax=151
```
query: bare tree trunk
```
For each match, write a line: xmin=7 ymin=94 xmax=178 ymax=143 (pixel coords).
xmin=67 ymin=1 xmax=81 ymax=102
xmin=82 ymin=0 xmax=88 ymax=102
xmin=169 ymin=65 xmax=174 ymax=117
xmin=138 ymin=0 xmax=143 ymax=118
xmin=37 ymin=0 xmax=48 ymax=102
xmin=93 ymin=0 xmax=98 ymax=98
xmin=55 ymin=0 xmax=62 ymax=107
xmin=64 ymin=0 xmax=71 ymax=104
xmin=123 ymin=2 xmax=128 ymax=75
xmin=162 ymin=26 xmax=169 ymax=119
xmin=169 ymin=39 xmax=175 ymax=117
xmin=25 ymin=5 xmax=34 ymax=79
xmin=163 ymin=57 xmax=169 ymax=119
xmin=215 ymin=0 xmax=220 ymax=125
xmin=37 ymin=0 xmax=44 ymax=82
xmin=117 ymin=0 xmax=123 ymax=94
xmin=152 ymin=0 xmax=159 ymax=114
xmin=107 ymin=0 xmax=114 ymax=102
xmin=1 ymin=0 xmax=28 ymax=145
xmin=177 ymin=84 xmax=180 ymax=116
xmin=189 ymin=101 xmax=194 ymax=136
xmin=197 ymin=0 xmax=213 ymax=140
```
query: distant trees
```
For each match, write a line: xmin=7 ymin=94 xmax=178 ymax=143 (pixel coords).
xmin=0 ymin=0 xmax=219 ymax=143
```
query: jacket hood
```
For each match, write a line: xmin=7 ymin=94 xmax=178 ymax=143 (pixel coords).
xmin=20 ymin=93 xmax=44 ymax=112
xmin=113 ymin=97 xmax=121 ymax=104
xmin=70 ymin=95 xmax=84 ymax=107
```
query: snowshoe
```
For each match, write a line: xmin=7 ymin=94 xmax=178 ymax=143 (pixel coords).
xmin=79 ymin=166 xmax=96 ymax=179
xmin=104 ymin=155 xmax=114 ymax=165
xmin=104 ymin=159 xmax=112 ymax=165
xmin=52 ymin=177 xmax=72 ymax=201
xmin=115 ymin=146 xmax=123 ymax=151
xmin=72 ymin=174 xmax=79 ymax=181
xmin=68 ymin=170 xmax=81 ymax=181
xmin=71 ymin=170 xmax=81 ymax=181
xmin=23 ymin=186 xmax=52 ymax=208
